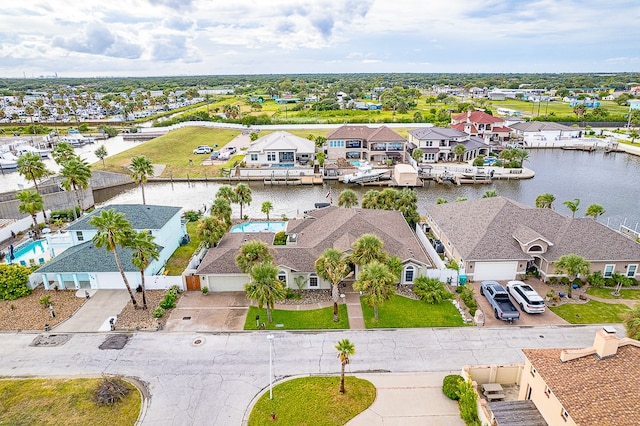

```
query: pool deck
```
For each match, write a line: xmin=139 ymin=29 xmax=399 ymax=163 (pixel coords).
xmin=231 ymin=221 xmax=287 ymax=233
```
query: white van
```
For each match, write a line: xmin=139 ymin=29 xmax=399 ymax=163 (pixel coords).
xmin=506 ymin=281 xmax=546 ymax=313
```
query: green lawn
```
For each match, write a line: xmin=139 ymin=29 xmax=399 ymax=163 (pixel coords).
xmin=586 ymin=287 xmax=640 ymax=300
xmin=248 ymin=376 xmax=375 ymax=426
xmin=0 ymin=378 xmax=141 ymax=426
xmin=549 ymin=300 xmax=631 ymax=324
xmin=99 ymin=127 xmax=240 ymax=178
xmin=361 ymin=295 xmax=465 ymax=328
xmin=164 ymin=221 xmax=201 ymax=276
xmin=244 ymin=305 xmax=349 ymax=330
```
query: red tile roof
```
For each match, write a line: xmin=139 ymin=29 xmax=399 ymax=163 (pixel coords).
xmin=452 ymin=110 xmax=504 ymax=124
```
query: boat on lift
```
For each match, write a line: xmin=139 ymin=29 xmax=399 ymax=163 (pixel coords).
xmin=342 ymin=162 xmax=389 ymax=184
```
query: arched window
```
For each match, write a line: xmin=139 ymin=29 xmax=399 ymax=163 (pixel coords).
xmin=278 ymin=271 xmax=287 ymax=285
xmin=404 ymin=266 xmax=415 ymax=283
xmin=308 ymin=273 xmax=318 ymax=288
xmin=528 ymin=245 xmax=543 ymax=252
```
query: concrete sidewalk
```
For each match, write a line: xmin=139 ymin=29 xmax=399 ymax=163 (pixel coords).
xmin=347 ymin=372 xmax=465 ymax=426
xmin=53 ymin=290 xmax=130 ymax=332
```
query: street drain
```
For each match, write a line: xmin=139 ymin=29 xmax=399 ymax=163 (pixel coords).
xmin=191 ymin=337 xmax=206 ymax=347
xmin=183 ymin=317 xmax=192 ymax=320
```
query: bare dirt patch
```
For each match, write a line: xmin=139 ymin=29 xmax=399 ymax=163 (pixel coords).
xmin=0 ymin=288 xmax=86 ymax=331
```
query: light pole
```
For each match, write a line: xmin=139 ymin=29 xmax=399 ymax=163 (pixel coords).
xmin=267 ymin=334 xmax=274 ymax=400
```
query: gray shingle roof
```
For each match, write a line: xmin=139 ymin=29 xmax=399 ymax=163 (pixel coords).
xmin=247 ymin=131 xmax=315 ymax=154
xmin=67 ymin=204 xmax=181 ymax=231
xmin=408 ymin=127 xmax=468 ymax=139
xmin=426 ymin=197 xmax=640 ymax=262
xmin=327 ymin=125 xmax=405 ymax=142
xmin=510 ymin=121 xmax=580 ymax=132
xmin=196 ymin=206 xmax=431 ymax=274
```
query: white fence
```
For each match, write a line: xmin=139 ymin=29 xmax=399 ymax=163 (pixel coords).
xmin=0 ymin=211 xmax=49 ymax=243
xmin=416 ymin=223 xmax=461 ymax=285
xmin=146 ymin=274 xmax=184 ymax=290
xmin=239 ymin=167 xmax=315 ymax=178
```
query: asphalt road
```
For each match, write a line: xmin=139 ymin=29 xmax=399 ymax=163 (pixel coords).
xmin=0 ymin=325 xmax=619 ymax=425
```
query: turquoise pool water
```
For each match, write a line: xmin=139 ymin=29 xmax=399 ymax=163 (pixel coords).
xmin=231 ymin=221 xmax=286 ymax=233
xmin=350 ymin=160 xmax=363 ymax=167
xmin=6 ymin=239 xmax=48 ymax=265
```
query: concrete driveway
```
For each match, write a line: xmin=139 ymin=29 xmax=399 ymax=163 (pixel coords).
xmin=468 ymin=280 xmax=567 ymax=327
xmin=53 ymin=290 xmax=130 ymax=333
xmin=164 ymin=291 xmax=249 ymax=332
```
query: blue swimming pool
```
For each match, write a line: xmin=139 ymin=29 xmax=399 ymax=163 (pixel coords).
xmin=231 ymin=221 xmax=286 ymax=233
xmin=350 ymin=160 xmax=363 ymax=167
xmin=271 ymin=163 xmax=294 ymax=168
xmin=5 ymin=239 xmax=49 ymax=265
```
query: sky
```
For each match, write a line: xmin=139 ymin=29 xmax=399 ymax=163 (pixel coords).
xmin=1 ymin=0 xmax=639 ymax=78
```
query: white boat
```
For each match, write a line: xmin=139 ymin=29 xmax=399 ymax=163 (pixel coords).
xmin=15 ymin=145 xmax=51 ymax=158
xmin=59 ymin=134 xmax=96 ymax=147
xmin=342 ymin=162 xmax=389 ymax=183
xmin=0 ymin=151 xmax=18 ymax=169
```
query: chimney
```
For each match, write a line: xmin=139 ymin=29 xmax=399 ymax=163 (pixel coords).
xmin=594 ymin=326 xmax=620 ymax=359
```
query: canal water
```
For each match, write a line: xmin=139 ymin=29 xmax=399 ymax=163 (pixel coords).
xmin=95 ymin=149 xmax=640 ymax=231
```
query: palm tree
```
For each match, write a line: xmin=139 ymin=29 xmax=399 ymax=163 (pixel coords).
xmin=89 ymin=209 xmax=138 ymax=308
xmin=353 ymin=260 xmax=397 ymax=320
xmin=211 ymin=197 xmax=232 ymax=225
xmin=535 ymin=193 xmax=556 ymax=209
xmin=261 ymin=201 xmax=273 ymax=221
xmin=337 ymin=189 xmax=358 ymax=208
xmin=436 ymin=198 xmax=448 ymax=204
xmin=17 ymin=190 xmax=43 ymax=238
xmin=216 ymin=185 xmax=236 ymax=204
xmin=95 ymin=145 xmax=108 ymax=170
xmin=455 ymin=197 xmax=468 ymax=202
xmin=512 ymin=148 xmax=529 ymax=167
xmin=350 ymin=234 xmax=387 ymax=272
xmin=453 ymin=144 xmax=466 ymax=163
xmin=234 ymin=184 xmax=252 ymax=220
xmin=412 ymin=148 xmax=424 ymax=163
xmin=360 ymin=190 xmax=380 ymax=209
xmin=129 ymin=231 xmax=159 ymax=310
xmin=60 ymin=157 xmax=92 ymax=219
xmin=51 ymin=142 xmax=76 ymax=166
xmin=196 ymin=216 xmax=228 ymax=247
xmin=315 ymin=248 xmax=350 ymax=322
xmin=585 ymin=203 xmax=606 ymax=220
xmin=563 ymin=198 xmax=580 ymax=218
xmin=482 ymin=190 xmax=498 ymax=198
xmin=17 ymin=152 xmax=52 ymax=222
xmin=235 ymin=240 xmax=273 ymax=273
xmin=445 ymin=258 xmax=460 ymax=286
xmin=335 ymin=339 xmax=356 ymax=394
xmin=130 ymin=156 xmax=154 ymax=205
xmin=245 ymin=260 xmax=287 ymax=323
xmin=623 ymin=304 xmax=640 ymax=340
xmin=555 ymin=254 xmax=590 ymax=298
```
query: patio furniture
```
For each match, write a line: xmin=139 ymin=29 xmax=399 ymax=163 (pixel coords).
xmin=482 ymin=383 xmax=505 ymax=401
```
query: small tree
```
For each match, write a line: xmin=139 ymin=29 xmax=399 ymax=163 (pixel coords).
xmin=196 ymin=216 xmax=228 ymax=248
xmin=338 ymin=189 xmax=359 ymax=208
xmin=413 ymin=277 xmax=452 ymax=304
xmin=235 ymin=240 xmax=273 ymax=273
xmin=623 ymin=304 xmax=640 ymax=340
xmin=261 ymin=201 xmax=273 ymax=221
xmin=555 ymin=254 xmax=590 ymax=298
xmin=353 ymin=260 xmax=396 ymax=320
xmin=245 ymin=261 xmax=287 ymax=323
xmin=585 ymin=203 xmax=606 ymax=220
xmin=234 ymin=183 xmax=252 ymax=220
xmin=17 ymin=190 xmax=43 ymax=238
xmin=315 ymin=248 xmax=350 ymax=322
xmin=482 ymin=190 xmax=498 ymax=198
xmin=535 ymin=193 xmax=556 ymax=209
xmin=563 ymin=198 xmax=580 ymax=218
xmin=453 ymin=144 xmax=466 ymax=162
xmin=95 ymin=145 xmax=108 ymax=169
xmin=335 ymin=339 xmax=355 ymax=394
xmin=412 ymin=148 xmax=424 ymax=163
xmin=130 ymin=156 xmax=154 ymax=205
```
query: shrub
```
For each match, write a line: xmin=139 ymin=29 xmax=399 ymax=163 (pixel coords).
xmin=273 ymin=231 xmax=287 ymax=246
xmin=458 ymin=379 xmax=481 ymax=425
xmin=94 ymin=376 xmax=131 ymax=406
xmin=414 ymin=277 xmax=453 ymax=304
xmin=456 ymin=285 xmax=477 ymax=316
xmin=182 ymin=210 xmax=202 ymax=222
xmin=285 ymin=288 xmax=301 ymax=300
xmin=572 ymin=278 xmax=584 ymax=288
xmin=39 ymin=295 xmax=52 ymax=307
xmin=0 ymin=264 xmax=33 ymax=300
xmin=442 ymin=374 xmax=464 ymax=400
xmin=604 ymin=277 xmax=616 ymax=287
xmin=159 ymin=293 xmax=176 ymax=309
xmin=153 ymin=307 xmax=165 ymax=318
xmin=201 ymin=286 xmax=209 ymax=295
xmin=587 ymin=271 xmax=605 ymax=287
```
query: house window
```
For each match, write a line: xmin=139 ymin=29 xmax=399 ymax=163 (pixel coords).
xmin=404 ymin=266 xmax=415 ymax=283
xmin=561 ymin=409 xmax=569 ymax=421
xmin=309 ymin=273 xmax=318 ymax=288
xmin=545 ymin=385 xmax=552 ymax=398
xmin=278 ymin=271 xmax=287 ymax=285
xmin=426 ymin=153 xmax=435 ymax=161
xmin=267 ymin=152 xmax=276 ymax=162
xmin=627 ymin=264 xmax=637 ymax=278
xmin=603 ymin=264 xmax=615 ymax=278
xmin=250 ymin=154 xmax=258 ymax=161
xmin=530 ymin=366 xmax=536 ymax=377
xmin=76 ymin=231 xmax=84 ymax=241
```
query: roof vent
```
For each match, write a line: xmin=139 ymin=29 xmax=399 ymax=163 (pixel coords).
xmin=594 ymin=327 xmax=620 ymax=359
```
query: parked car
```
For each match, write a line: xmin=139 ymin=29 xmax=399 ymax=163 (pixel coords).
xmin=224 ymin=146 xmax=237 ymax=154
xmin=210 ymin=151 xmax=220 ymax=160
xmin=480 ymin=280 xmax=520 ymax=323
xmin=193 ymin=145 xmax=212 ymax=154
xmin=506 ymin=281 xmax=546 ymax=314
xmin=432 ymin=239 xmax=445 ymax=254
xmin=218 ymin=151 xmax=231 ymax=161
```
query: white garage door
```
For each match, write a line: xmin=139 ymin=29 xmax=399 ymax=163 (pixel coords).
xmin=473 ymin=262 xmax=518 ymax=281
xmin=208 ymin=275 xmax=247 ymax=291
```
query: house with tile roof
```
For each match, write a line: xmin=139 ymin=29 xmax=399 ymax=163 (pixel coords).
xmin=519 ymin=328 xmax=640 ymax=426
xmin=195 ymin=206 xmax=432 ymax=291
xmin=244 ymin=131 xmax=315 ymax=166
xmin=424 ymin=196 xmax=640 ymax=282
xmin=35 ymin=204 xmax=185 ymax=290
xmin=451 ymin=110 xmax=512 ymax=143
xmin=407 ymin=127 xmax=490 ymax=163
xmin=326 ymin=125 xmax=406 ymax=164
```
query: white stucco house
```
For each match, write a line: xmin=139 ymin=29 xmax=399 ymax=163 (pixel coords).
xmin=245 ymin=131 xmax=316 ymax=166
xmin=509 ymin=121 xmax=583 ymax=147
xmin=35 ymin=204 xmax=186 ymax=290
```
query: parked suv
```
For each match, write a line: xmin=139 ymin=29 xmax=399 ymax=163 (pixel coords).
xmin=506 ymin=281 xmax=546 ymax=313
xmin=193 ymin=145 xmax=212 ymax=154
xmin=224 ymin=146 xmax=237 ymax=154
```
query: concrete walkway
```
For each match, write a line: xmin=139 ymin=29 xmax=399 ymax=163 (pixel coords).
xmin=347 ymin=372 xmax=465 ymax=426
xmin=53 ymin=290 xmax=130 ymax=332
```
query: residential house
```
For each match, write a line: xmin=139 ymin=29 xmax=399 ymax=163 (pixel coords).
xmin=36 ymin=204 xmax=185 ymax=290
xmin=519 ymin=328 xmax=640 ymax=426
xmin=424 ymin=196 xmax=640 ymax=281
xmin=451 ymin=110 xmax=512 ymax=143
xmin=195 ymin=206 xmax=432 ymax=291
xmin=244 ymin=131 xmax=315 ymax=166
xmin=326 ymin=125 xmax=406 ymax=164
xmin=510 ymin=121 xmax=583 ymax=147
xmin=407 ymin=127 xmax=490 ymax=163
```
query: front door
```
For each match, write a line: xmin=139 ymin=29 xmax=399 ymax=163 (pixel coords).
xmin=185 ymin=275 xmax=201 ymax=291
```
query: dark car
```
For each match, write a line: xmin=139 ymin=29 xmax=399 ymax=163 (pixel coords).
xmin=210 ymin=151 xmax=220 ymax=160
xmin=432 ymin=239 xmax=445 ymax=254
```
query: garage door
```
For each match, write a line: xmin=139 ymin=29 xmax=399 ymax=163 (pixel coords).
xmin=208 ymin=275 xmax=247 ymax=292
xmin=473 ymin=262 xmax=518 ymax=281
